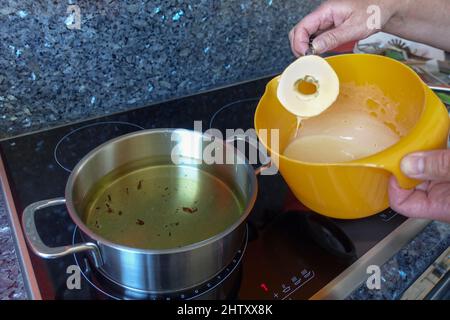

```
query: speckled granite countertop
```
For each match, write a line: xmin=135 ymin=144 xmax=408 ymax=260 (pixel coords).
xmin=0 ymin=187 xmax=26 ymax=300
xmin=348 ymin=221 xmax=450 ymax=299
xmin=0 ymin=0 xmax=321 ymax=138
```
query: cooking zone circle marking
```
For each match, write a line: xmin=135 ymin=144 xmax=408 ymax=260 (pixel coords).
xmin=72 ymin=225 xmax=248 ymax=300
xmin=209 ymin=98 xmax=260 ymax=129
xmin=54 ymin=121 xmax=145 ymax=172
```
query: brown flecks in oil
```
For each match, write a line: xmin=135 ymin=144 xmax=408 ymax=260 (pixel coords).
xmin=182 ymin=207 xmax=198 ymax=214
xmin=137 ymin=180 xmax=143 ymax=190
xmin=95 ymin=207 xmax=100 ymax=210
xmin=136 ymin=219 xmax=145 ymax=225
xmin=169 ymin=232 xmax=172 ymax=237
xmin=126 ymin=187 xmax=129 ymax=195
xmin=118 ymin=211 xmax=123 ymax=216
xmin=164 ymin=187 xmax=169 ymax=191
xmin=105 ymin=202 xmax=113 ymax=213
xmin=168 ymin=222 xmax=180 ymax=227
xmin=107 ymin=194 xmax=112 ymax=202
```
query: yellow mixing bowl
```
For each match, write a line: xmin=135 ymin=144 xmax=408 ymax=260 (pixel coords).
xmin=254 ymin=54 xmax=449 ymax=219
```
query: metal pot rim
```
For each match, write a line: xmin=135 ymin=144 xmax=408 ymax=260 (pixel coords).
xmin=65 ymin=128 xmax=258 ymax=255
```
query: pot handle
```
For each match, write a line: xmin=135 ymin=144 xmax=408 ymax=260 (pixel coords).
xmin=22 ymin=197 xmax=103 ymax=268
xmin=225 ymin=133 xmax=273 ymax=175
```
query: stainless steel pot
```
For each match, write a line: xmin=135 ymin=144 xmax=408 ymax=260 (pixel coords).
xmin=22 ymin=129 xmax=268 ymax=294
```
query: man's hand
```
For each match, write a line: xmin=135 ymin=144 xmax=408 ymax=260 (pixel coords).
xmin=389 ymin=150 xmax=450 ymax=223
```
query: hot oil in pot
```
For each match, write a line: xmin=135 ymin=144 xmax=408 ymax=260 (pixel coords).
xmin=83 ymin=157 xmax=244 ymax=249
xmin=284 ymin=83 xmax=406 ymax=163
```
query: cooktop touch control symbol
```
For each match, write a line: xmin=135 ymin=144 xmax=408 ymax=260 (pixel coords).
xmin=379 ymin=209 xmax=398 ymax=222
xmin=260 ymin=283 xmax=269 ymax=292
xmin=279 ymin=269 xmax=316 ymax=300
xmin=281 ymin=284 xmax=291 ymax=294
xmin=291 ymin=276 xmax=301 ymax=286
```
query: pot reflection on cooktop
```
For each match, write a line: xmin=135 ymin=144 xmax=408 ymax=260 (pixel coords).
xmin=67 ymin=227 xmax=247 ymax=300
xmin=54 ymin=121 xmax=144 ymax=172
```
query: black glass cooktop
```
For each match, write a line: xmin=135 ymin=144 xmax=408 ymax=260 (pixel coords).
xmin=0 ymin=76 xmax=406 ymax=300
